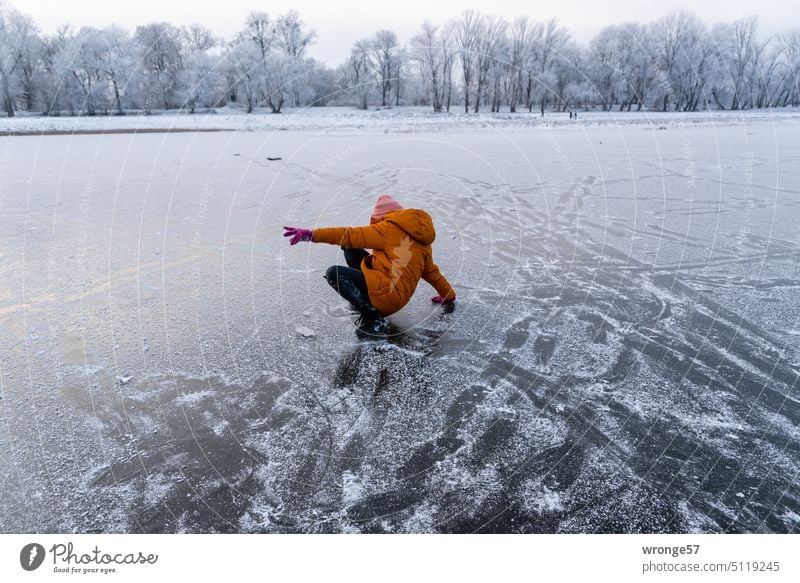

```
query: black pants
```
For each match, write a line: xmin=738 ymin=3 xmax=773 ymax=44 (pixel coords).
xmin=325 ymin=248 xmax=372 ymax=309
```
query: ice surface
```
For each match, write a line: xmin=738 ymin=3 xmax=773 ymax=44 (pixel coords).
xmin=0 ymin=113 xmax=799 ymax=533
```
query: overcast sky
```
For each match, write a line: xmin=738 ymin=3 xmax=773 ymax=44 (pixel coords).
xmin=14 ymin=0 xmax=800 ymax=66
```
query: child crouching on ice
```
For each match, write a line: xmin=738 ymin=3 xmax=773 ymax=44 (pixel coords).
xmin=283 ymin=194 xmax=456 ymax=335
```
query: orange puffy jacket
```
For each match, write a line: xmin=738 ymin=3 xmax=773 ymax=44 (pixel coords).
xmin=312 ymin=208 xmax=455 ymax=316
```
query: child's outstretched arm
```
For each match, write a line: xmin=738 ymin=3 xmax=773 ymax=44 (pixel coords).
xmin=311 ymin=224 xmax=388 ymax=250
xmin=422 ymin=256 xmax=456 ymax=303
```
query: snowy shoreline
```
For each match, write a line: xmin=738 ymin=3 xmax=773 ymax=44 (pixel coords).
xmin=1 ymin=106 xmax=799 ymax=136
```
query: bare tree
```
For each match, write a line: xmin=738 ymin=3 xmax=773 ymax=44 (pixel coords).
xmin=732 ymin=16 xmax=760 ymax=110
xmin=244 ymin=11 xmax=272 ymax=60
xmin=184 ymin=23 xmax=217 ymax=53
xmin=521 ymin=21 xmax=545 ymax=111
xmin=274 ymin=10 xmax=315 ymax=58
xmin=473 ymin=15 xmax=507 ymax=112
xmin=750 ymin=38 xmax=780 ymax=108
xmin=441 ymin=22 xmax=456 ymax=111
xmin=773 ymin=29 xmax=800 ymax=107
xmin=393 ymin=47 xmax=406 ymax=106
xmin=453 ymin=10 xmax=481 ymax=113
xmin=533 ymin=18 xmax=569 ymax=114
xmin=551 ymin=40 xmax=582 ymax=111
xmin=368 ymin=29 xmax=398 ymax=107
xmin=652 ymin=11 xmax=700 ymax=111
xmin=610 ymin=23 xmax=656 ymax=112
xmin=411 ymin=21 xmax=444 ymax=112
xmin=507 ymin=17 xmax=533 ymax=113
xmin=711 ymin=17 xmax=762 ymax=110
xmin=347 ymin=39 xmax=373 ymax=109
xmin=677 ymin=17 xmax=715 ymax=111
xmin=587 ymin=25 xmax=621 ymax=110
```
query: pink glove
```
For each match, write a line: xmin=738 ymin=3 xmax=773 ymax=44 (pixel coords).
xmin=283 ymin=226 xmax=312 ymax=245
xmin=432 ymin=294 xmax=456 ymax=304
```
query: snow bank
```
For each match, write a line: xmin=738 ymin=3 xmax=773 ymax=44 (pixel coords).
xmin=1 ymin=105 xmax=799 ymax=135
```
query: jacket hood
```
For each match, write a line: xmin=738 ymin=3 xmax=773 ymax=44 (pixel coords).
xmin=384 ymin=208 xmax=436 ymax=246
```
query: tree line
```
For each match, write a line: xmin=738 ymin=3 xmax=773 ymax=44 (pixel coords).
xmin=0 ymin=1 xmax=798 ymax=117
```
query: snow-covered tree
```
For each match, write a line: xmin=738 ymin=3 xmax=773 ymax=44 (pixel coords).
xmin=0 ymin=1 xmax=37 ymax=116
xmin=472 ymin=15 xmax=506 ymax=112
xmin=651 ymin=11 xmax=699 ymax=111
xmin=273 ymin=10 xmax=315 ymax=59
xmin=53 ymin=28 xmax=110 ymax=115
xmin=303 ymin=58 xmax=336 ymax=106
xmin=244 ymin=11 xmax=272 ymax=60
xmin=178 ymin=25 xmax=223 ymax=113
xmin=674 ymin=17 xmax=716 ymax=111
xmin=225 ymin=39 xmax=261 ymax=113
xmin=0 ymin=4 xmax=795 ymax=115
xmin=411 ymin=21 xmax=445 ymax=112
xmin=95 ymin=25 xmax=140 ymax=115
xmin=530 ymin=19 xmax=570 ymax=114
xmin=587 ymin=25 xmax=622 ymax=110
xmin=226 ymin=13 xmax=274 ymax=112
xmin=774 ymin=29 xmax=800 ymax=107
xmin=452 ymin=10 xmax=481 ymax=113
xmin=225 ymin=10 xmax=320 ymax=112
xmin=134 ymin=22 xmax=184 ymax=112
xmin=8 ymin=9 xmax=42 ymax=113
xmin=506 ymin=17 xmax=534 ymax=113
xmin=550 ymin=40 xmax=582 ymax=111
xmin=368 ymin=29 xmax=399 ymax=107
xmin=610 ymin=23 xmax=655 ymax=111
xmin=343 ymin=38 xmax=374 ymax=109
xmin=262 ymin=51 xmax=291 ymax=113
xmin=712 ymin=17 xmax=771 ymax=110
xmin=272 ymin=11 xmax=316 ymax=107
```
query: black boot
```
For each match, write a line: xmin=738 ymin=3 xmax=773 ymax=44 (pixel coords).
xmin=324 ymin=268 xmax=387 ymax=335
xmin=354 ymin=308 xmax=388 ymax=336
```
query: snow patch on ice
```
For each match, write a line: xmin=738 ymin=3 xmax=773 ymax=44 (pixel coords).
xmin=295 ymin=326 xmax=316 ymax=338
xmin=522 ymin=479 xmax=565 ymax=513
xmin=143 ymin=473 xmax=174 ymax=508
xmin=174 ymin=390 xmax=214 ymax=406
xmin=341 ymin=471 xmax=364 ymax=504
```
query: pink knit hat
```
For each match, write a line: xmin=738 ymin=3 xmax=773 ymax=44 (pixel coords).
xmin=371 ymin=194 xmax=403 ymax=221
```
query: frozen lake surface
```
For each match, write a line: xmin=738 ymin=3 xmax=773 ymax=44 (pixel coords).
xmin=0 ymin=117 xmax=799 ymax=532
